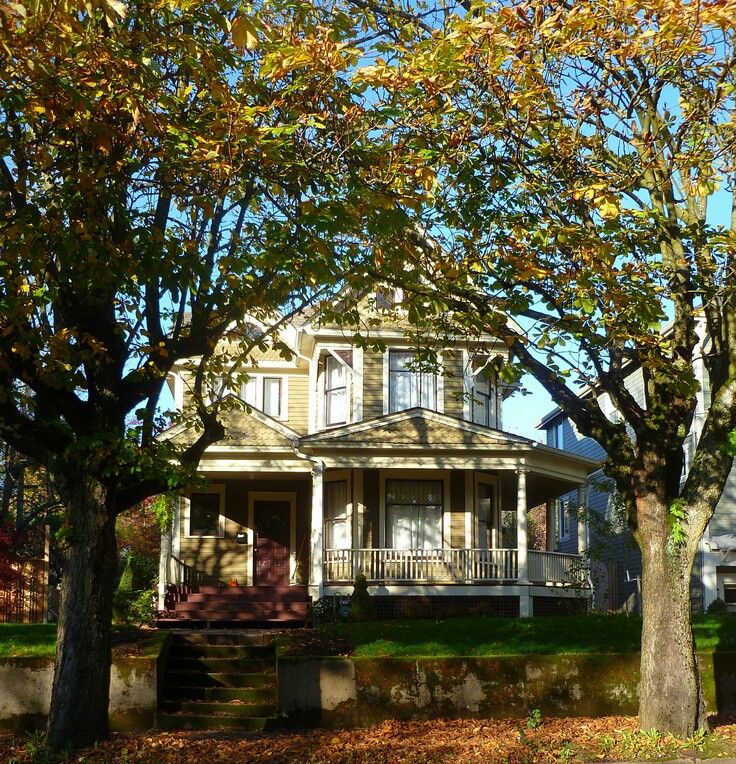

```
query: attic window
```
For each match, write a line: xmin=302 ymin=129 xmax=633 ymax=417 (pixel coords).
xmin=375 ymin=288 xmax=397 ymax=310
xmin=243 ymin=323 xmax=265 ymax=341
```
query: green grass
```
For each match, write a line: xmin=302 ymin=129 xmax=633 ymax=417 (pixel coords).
xmin=321 ymin=614 xmax=736 ymax=658
xmin=0 ymin=624 xmax=168 ymax=659
xmin=0 ymin=623 xmax=56 ymax=658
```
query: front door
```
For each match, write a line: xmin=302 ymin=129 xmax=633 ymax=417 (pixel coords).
xmin=253 ymin=500 xmax=291 ymax=586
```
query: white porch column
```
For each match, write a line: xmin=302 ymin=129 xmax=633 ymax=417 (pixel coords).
xmin=157 ymin=525 xmax=172 ymax=611
xmin=309 ymin=462 xmax=325 ymax=600
xmin=577 ymin=484 xmax=588 ymax=556
xmin=516 ymin=467 xmax=531 ymax=617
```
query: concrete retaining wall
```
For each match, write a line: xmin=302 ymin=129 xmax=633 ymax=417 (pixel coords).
xmin=0 ymin=654 xmax=165 ymax=733
xmin=278 ymin=652 xmax=736 ymax=727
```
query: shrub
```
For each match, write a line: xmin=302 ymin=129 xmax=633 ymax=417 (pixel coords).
xmin=707 ymin=598 xmax=729 ymax=615
xmin=309 ymin=596 xmax=347 ymax=626
xmin=349 ymin=572 xmax=376 ymax=622
xmin=128 ymin=589 xmax=156 ymax=627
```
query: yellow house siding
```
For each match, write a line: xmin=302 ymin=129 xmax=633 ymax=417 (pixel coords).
xmin=443 ymin=351 xmax=465 ymax=419
xmin=362 ymin=351 xmax=384 ymax=420
xmin=286 ymin=373 xmax=309 ymax=434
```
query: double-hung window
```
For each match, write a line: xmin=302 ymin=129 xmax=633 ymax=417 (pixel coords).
xmin=385 ymin=479 xmax=443 ymax=550
xmin=186 ymin=488 xmax=224 ymax=538
xmin=388 ymin=351 xmax=437 ymax=413
xmin=557 ymin=498 xmax=571 ymax=540
xmin=471 ymin=371 xmax=496 ymax=428
xmin=242 ymin=376 xmax=285 ymax=418
xmin=325 ymin=356 xmax=348 ymax=426
xmin=549 ymin=420 xmax=565 ymax=450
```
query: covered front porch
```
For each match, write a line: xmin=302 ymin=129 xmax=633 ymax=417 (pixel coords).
xmin=302 ymin=410 xmax=598 ymax=616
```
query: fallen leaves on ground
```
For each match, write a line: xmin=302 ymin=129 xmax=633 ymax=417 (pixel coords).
xmin=4 ymin=715 xmax=736 ymax=763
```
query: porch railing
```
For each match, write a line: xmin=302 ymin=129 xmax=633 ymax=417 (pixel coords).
xmin=528 ymin=550 xmax=586 ymax=585
xmin=325 ymin=548 xmax=588 ymax=586
xmin=324 ymin=548 xmax=518 ymax=584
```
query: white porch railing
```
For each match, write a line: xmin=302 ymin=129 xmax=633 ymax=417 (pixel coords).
xmin=324 ymin=548 xmax=587 ymax=585
xmin=528 ymin=550 xmax=586 ymax=585
xmin=324 ymin=548 xmax=518 ymax=583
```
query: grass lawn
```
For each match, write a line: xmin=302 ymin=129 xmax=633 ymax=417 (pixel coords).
xmin=317 ymin=614 xmax=736 ymax=658
xmin=0 ymin=624 xmax=167 ymax=659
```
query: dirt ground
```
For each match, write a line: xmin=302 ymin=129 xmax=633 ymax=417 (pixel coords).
xmin=4 ymin=716 xmax=736 ymax=763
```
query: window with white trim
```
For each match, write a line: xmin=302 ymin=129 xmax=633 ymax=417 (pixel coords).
xmin=324 ymin=480 xmax=351 ymax=549
xmin=325 ymin=356 xmax=348 ymax=426
xmin=548 ymin=420 xmax=565 ymax=450
xmin=557 ymin=498 xmax=571 ymax=540
xmin=187 ymin=489 xmax=224 ymax=537
xmin=388 ymin=351 xmax=437 ymax=413
xmin=385 ymin=479 xmax=443 ymax=550
xmin=242 ymin=375 xmax=286 ymax=419
xmin=476 ymin=481 xmax=495 ymax=549
xmin=471 ymin=371 xmax=496 ymax=428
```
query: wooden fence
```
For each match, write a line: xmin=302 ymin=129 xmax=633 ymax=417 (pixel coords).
xmin=0 ymin=559 xmax=48 ymax=623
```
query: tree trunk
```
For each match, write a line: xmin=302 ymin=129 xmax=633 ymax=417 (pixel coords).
xmin=47 ymin=466 xmax=118 ymax=753
xmin=637 ymin=493 xmax=705 ymax=737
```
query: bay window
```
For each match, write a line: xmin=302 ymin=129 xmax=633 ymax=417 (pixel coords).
xmin=385 ymin=479 xmax=443 ymax=550
xmin=325 ymin=356 xmax=348 ymax=425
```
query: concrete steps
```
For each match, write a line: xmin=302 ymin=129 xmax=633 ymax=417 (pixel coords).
xmin=158 ymin=632 xmax=279 ymax=731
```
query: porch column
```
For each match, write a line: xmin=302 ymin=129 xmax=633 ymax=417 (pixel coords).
xmin=516 ymin=467 xmax=531 ymax=617
xmin=310 ymin=462 xmax=325 ymax=601
xmin=577 ymin=484 xmax=588 ymax=556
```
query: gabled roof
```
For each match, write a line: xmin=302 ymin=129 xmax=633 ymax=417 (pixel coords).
xmin=300 ymin=408 xmax=596 ymax=466
xmin=165 ymin=398 xmax=300 ymax=450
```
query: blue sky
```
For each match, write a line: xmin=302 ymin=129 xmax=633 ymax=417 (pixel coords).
xmin=503 ymin=374 xmax=552 ymax=441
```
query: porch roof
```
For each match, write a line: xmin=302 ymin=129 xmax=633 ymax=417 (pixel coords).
xmin=300 ymin=408 xmax=598 ymax=472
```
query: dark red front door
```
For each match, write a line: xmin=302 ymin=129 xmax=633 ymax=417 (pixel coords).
xmin=253 ymin=500 xmax=290 ymax=586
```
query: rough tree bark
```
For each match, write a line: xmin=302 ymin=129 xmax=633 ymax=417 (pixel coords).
xmin=46 ymin=464 xmax=119 ymax=751
xmin=636 ymin=492 xmax=704 ymax=735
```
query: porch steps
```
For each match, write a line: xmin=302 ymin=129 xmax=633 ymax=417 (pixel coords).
xmin=157 ymin=584 xmax=310 ymax=627
xmin=158 ymin=632 xmax=279 ymax=731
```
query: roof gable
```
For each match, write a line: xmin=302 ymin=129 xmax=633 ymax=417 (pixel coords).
xmin=301 ymin=408 xmax=530 ymax=449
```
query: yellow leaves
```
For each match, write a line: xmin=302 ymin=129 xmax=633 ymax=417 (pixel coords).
xmin=231 ymin=15 xmax=260 ymax=51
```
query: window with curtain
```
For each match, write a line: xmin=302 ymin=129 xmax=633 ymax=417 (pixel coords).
xmin=324 ymin=480 xmax=351 ymax=549
xmin=385 ymin=479 xmax=443 ymax=550
xmin=325 ymin=355 xmax=348 ymax=425
xmin=241 ymin=375 xmax=284 ymax=418
xmin=388 ymin=351 xmax=437 ymax=413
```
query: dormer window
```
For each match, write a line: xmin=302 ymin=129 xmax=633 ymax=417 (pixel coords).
xmin=325 ymin=356 xmax=347 ymax=425
xmin=388 ymin=350 xmax=437 ymax=412
xmin=375 ymin=287 xmax=398 ymax=310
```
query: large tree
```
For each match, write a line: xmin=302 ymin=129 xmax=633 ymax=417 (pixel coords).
xmin=355 ymin=0 xmax=736 ymax=737
xmin=0 ymin=0 xmax=397 ymax=749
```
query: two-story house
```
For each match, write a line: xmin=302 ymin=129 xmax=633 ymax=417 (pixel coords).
xmin=158 ymin=293 xmax=597 ymax=624
xmin=539 ymin=324 xmax=736 ymax=614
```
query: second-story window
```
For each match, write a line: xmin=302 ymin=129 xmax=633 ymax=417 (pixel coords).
xmin=389 ymin=350 xmax=437 ymax=413
xmin=242 ymin=375 xmax=285 ymax=419
xmin=325 ymin=356 xmax=348 ymax=426
xmin=471 ymin=372 xmax=496 ymax=428
xmin=548 ymin=420 xmax=565 ymax=449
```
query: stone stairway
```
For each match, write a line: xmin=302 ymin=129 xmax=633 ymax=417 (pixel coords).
xmin=158 ymin=632 xmax=278 ymax=731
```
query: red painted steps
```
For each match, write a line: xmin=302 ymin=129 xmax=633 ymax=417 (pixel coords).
xmin=158 ymin=584 xmax=310 ymax=627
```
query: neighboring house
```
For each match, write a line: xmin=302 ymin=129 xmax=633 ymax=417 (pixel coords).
xmin=158 ymin=291 xmax=597 ymax=623
xmin=538 ymin=328 xmax=735 ymax=614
